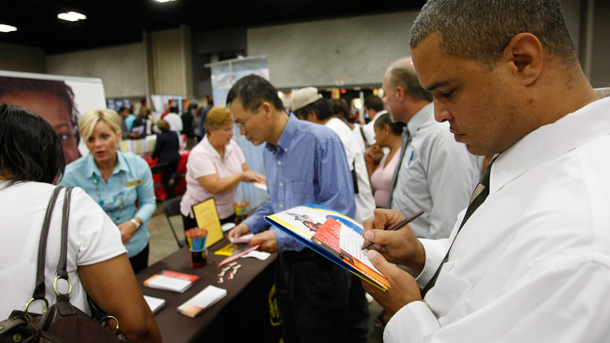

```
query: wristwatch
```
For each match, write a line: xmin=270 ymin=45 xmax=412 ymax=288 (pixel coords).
xmin=130 ymin=218 xmax=141 ymax=230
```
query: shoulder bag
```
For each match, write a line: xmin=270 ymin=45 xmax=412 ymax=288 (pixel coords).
xmin=0 ymin=186 xmax=130 ymax=343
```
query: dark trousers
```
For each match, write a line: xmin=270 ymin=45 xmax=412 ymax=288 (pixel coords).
xmin=275 ymin=250 xmax=369 ymax=343
xmin=129 ymin=243 xmax=149 ymax=274
xmin=161 ymin=161 xmax=179 ymax=199
xmin=182 ymin=212 xmax=236 ymax=234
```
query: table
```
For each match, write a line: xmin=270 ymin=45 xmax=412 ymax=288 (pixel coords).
xmin=137 ymin=239 xmax=281 ymax=343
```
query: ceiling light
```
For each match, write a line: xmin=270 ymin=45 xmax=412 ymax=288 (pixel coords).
xmin=155 ymin=0 xmax=177 ymax=2
xmin=58 ymin=11 xmax=87 ymax=22
xmin=0 ymin=24 xmax=17 ymax=33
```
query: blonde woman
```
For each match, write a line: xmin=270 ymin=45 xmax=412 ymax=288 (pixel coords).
xmin=58 ymin=109 xmax=156 ymax=273
xmin=180 ymin=107 xmax=264 ymax=231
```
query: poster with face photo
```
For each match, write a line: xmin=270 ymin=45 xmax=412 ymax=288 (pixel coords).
xmin=0 ymin=70 xmax=107 ymax=165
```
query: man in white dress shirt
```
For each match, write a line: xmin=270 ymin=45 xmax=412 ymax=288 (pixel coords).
xmin=362 ymin=0 xmax=610 ymax=342
xmin=362 ymin=95 xmax=387 ymax=147
xmin=385 ymin=58 xmax=479 ymax=239
xmin=291 ymin=87 xmax=376 ymax=224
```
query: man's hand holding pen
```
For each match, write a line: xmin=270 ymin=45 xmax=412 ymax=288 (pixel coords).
xmin=360 ymin=209 xmax=427 ymax=318
xmin=361 ymin=209 xmax=426 ymax=274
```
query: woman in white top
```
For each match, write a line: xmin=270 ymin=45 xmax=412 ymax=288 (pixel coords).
xmin=0 ymin=104 xmax=161 ymax=342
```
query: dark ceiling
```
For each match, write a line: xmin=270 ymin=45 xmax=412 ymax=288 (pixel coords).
xmin=0 ymin=0 xmax=427 ymax=55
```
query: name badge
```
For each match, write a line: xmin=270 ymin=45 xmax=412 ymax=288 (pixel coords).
xmin=126 ymin=179 xmax=142 ymax=187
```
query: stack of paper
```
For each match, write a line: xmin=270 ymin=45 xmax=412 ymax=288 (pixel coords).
xmin=143 ymin=270 xmax=199 ymax=293
xmin=177 ymin=285 xmax=228 ymax=318
xmin=143 ymin=295 xmax=166 ymax=314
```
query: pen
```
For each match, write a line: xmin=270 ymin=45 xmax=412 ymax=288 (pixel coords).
xmin=361 ymin=210 xmax=424 ymax=250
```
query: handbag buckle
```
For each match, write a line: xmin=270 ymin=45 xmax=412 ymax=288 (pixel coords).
xmin=52 ymin=275 xmax=72 ymax=297
xmin=24 ymin=297 xmax=49 ymax=313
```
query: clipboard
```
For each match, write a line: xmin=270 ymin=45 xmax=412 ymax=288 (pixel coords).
xmin=191 ymin=198 xmax=224 ymax=249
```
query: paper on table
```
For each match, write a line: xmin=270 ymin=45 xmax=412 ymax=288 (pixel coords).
xmin=242 ymin=250 xmax=271 ymax=260
xmin=143 ymin=295 xmax=166 ymax=314
xmin=218 ymin=244 xmax=261 ymax=267
xmin=177 ymin=285 xmax=227 ymax=318
xmin=143 ymin=270 xmax=199 ymax=293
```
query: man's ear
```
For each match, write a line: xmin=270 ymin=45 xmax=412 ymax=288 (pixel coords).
xmin=261 ymin=101 xmax=273 ymax=119
xmin=307 ymin=111 xmax=318 ymax=122
xmin=503 ymin=33 xmax=543 ymax=86
xmin=395 ymin=86 xmax=407 ymax=102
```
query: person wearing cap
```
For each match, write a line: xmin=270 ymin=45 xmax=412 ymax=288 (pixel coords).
xmin=226 ymin=74 xmax=369 ymax=343
xmin=291 ymin=86 xmax=375 ymax=224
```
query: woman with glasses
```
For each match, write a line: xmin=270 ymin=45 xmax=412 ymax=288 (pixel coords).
xmin=180 ymin=107 xmax=264 ymax=231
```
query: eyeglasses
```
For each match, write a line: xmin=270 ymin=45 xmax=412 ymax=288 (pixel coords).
xmin=234 ymin=105 xmax=261 ymax=130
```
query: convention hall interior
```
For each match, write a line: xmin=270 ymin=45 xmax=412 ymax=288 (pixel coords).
xmin=1 ymin=0 xmax=609 ymax=342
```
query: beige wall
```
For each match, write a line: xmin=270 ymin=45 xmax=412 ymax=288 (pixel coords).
xmin=0 ymin=42 xmax=45 ymax=73
xmin=45 ymin=43 xmax=146 ymax=99
xmin=248 ymin=11 xmax=419 ymax=89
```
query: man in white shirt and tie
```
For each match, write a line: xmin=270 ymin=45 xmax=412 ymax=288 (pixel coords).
xmin=362 ymin=0 xmax=610 ymax=341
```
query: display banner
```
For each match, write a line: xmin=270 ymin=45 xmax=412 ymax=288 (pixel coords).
xmin=208 ymin=56 xmax=270 ymax=210
xmin=0 ymin=70 xmax=107 ymax=164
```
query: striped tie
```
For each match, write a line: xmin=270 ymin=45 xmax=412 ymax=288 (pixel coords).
xmin=420 ymin=158 xmax=495 ymax=297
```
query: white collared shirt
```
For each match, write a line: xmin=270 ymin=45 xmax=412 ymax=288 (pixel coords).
xmin=325 ymin=117 xmax=375 ymax=222
xmin=386 ymin=97 xmax=610 ymax=342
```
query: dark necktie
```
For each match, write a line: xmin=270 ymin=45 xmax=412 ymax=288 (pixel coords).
xmin=420 ymin=158 xmax=495 ymax=297
xmin=388 ymin=129 xmax=410 ymax=207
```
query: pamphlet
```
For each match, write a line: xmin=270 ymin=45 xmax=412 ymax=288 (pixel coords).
xmin=143 ymin=295 xmax=166 ymax=314
xmin=264 ymin=204 xmax=390 ymax=291
xmin=217 ymin=244 xmax=261 ymax=267
xmin=143 ymin=270 xmax=199 ymax=293
xmin=177 ymin=285 xmax=228 ymax=318
xmin=214 ymin=242 xmax=248 ymax=257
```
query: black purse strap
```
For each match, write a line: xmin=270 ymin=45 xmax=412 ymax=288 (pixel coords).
xmin=56 ymin=187 xmax=73 ymax=302
xmin=31 ymin=187 xmax=74 ymax=306
xmin=32 ymin=186 xmax=65 ymax=302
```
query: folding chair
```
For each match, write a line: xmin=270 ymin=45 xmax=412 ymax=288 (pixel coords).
xmin=163 ymin=196 xmax=187 ymax=248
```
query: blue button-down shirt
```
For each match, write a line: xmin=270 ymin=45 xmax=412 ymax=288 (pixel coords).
xmin=58 ymin=151 xmax=156 ymax=258
xmin=243 ymin=114 xmax=356 ymax=252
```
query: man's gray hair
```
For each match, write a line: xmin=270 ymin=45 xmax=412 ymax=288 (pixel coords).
xmin=410 ymin=0 xmax=577 ymax=67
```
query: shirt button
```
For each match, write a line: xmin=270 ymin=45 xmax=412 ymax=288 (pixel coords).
xmin=284 ymin=148 xmax=288 ymax=152
xmin=277 ymin=161 xmax=282 ymax=165
xmin=279 ymin=182 xmax=283 ymax=186
xmin=280 ymin=204 xmax=284 ymax=208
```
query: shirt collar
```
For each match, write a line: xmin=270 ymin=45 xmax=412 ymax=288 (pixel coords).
xmin=269 ymin=113 xmax=298 ymax=153
xmin=203 ymin=134 xmax=233 ymax=159
xmin=407 ymin=103 xmax=434 ymax=137
xmin=492 ymin=97 xmax=610 ymax=194
xmin=84 ymin=150 xmax=130 ymax=179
